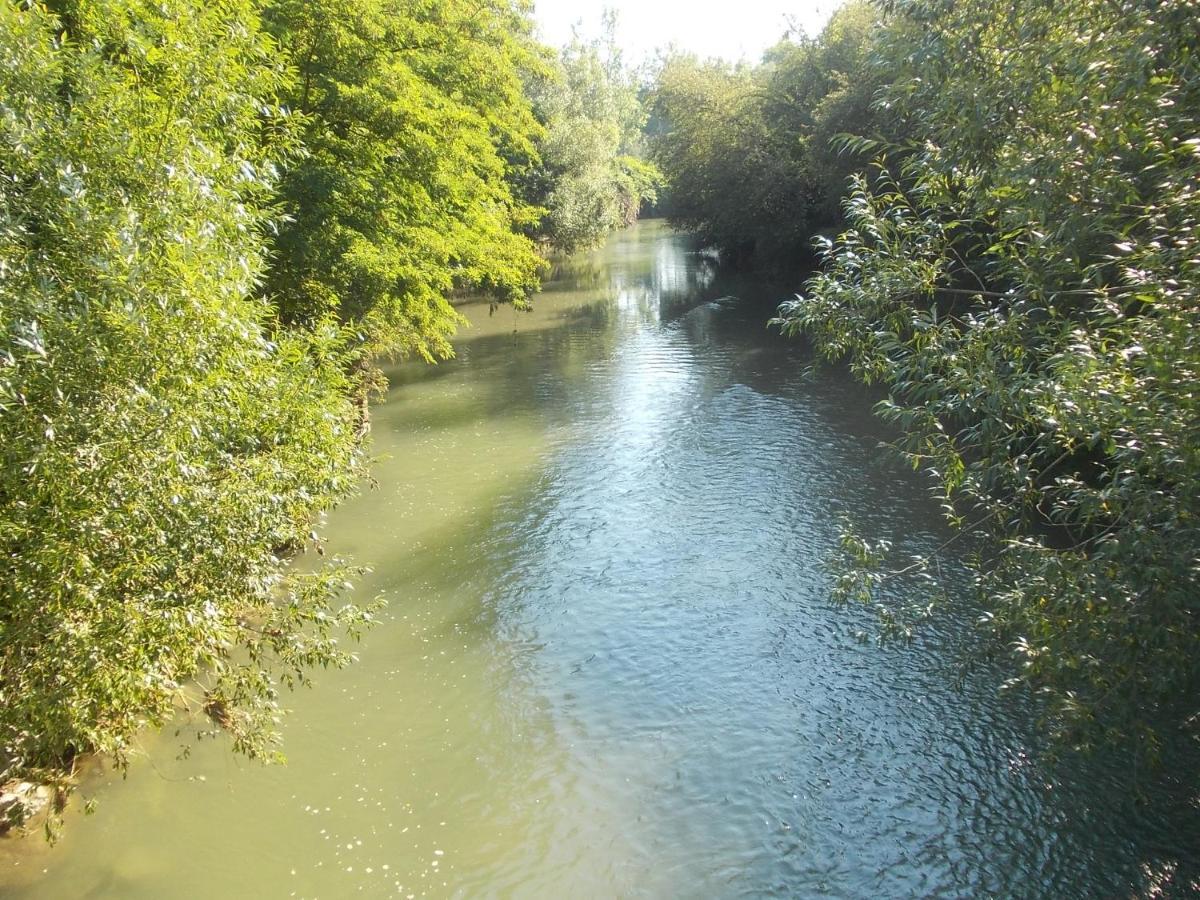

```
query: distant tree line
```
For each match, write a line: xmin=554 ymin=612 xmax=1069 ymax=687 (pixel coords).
xmin=0 ymin=0 xmax=657 ymax=825
xmin=527 ymin=12 xmax=662 ymax=254
xmin=649 ymin=1 xmax=896 ymax=265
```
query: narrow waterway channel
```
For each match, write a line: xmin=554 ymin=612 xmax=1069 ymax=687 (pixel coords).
xmin=5 ymin=221 xmax=1190 ymax=897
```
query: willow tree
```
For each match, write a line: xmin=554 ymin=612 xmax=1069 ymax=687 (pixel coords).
xmin=777 ymin=0 xmax=1200 ymax=758
xmin=527 ymin=18 xmax=662 ymax=253
xmin=0 ymin=0 xmax=370 ymax=813
xmin=262 ymin=0 xmax=549 ymax=362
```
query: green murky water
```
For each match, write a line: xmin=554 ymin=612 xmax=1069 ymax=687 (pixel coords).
xmin=4 ymin=222 xmax=1195 ymax=898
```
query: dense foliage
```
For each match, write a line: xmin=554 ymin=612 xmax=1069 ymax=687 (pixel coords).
xmin=0 ymin=0 xmax=661 ymax=823
xmin=0 ymin=0 xmax=370 ymax=806
xmin=526 ymin=18 xmax=662 ymax=253
xmin=774 ymin=0 xmax=1200 ymax=757
xmin=649 ymin=1 xmax=893 ymax=264
xmin=262 ymin=0 xmax=550 ymax=362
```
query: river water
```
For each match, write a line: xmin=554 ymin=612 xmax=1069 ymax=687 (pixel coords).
xmin=5 ymin=221 xmax=1195 ymax=897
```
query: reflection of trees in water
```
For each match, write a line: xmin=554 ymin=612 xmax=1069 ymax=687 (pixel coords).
xmin=541 ymin=222 xmax=750 ymax=319
xmin=391 ymin=225 xmax=810 ymax=449
xmin=546 ymin=255 xmax=610 ymax=291
xmin=555 ymin=299 xmax=614 ymax=329
xmin=382 ymin=306 xmax=625 ymax=440
xmin=655 ymin=253 xmax=718 ymax=314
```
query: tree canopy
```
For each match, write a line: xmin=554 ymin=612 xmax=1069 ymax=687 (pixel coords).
xmin=262 ymin=0 xmax=550 ymax=362
xmin=0 ymin=0 xmax=369 ymax=808
xmin=525 ymin=15 xmax=662 ymax=253
xmin=773 ymin=0 xmax=1200 ymax=757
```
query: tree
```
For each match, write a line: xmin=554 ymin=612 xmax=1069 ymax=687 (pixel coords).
xmin=527 ymin=15 xmax=662 ymax=253
xmin=649 ymin=1 xmax=891 ymax=265
xmin=0 ymin=0 xmax=371 ymax=820
xmin=649 ymin=54 xmax=764 ymax=260
xmin=776 ymin=0 xmax=1200 ymax=759
xmin=261 ymin=0 xmax=549 ymax=362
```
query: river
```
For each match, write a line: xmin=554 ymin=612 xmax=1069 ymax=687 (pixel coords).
xmin=4 ymin=221 xmax=1194 ymax=897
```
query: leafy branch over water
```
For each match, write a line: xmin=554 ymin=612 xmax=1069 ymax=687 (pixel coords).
xmin=771 ymin=0 xmax=1200 ymax=760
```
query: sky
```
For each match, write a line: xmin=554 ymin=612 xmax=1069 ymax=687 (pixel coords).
xmin=532 ymin=0 xmax=840 ymax=64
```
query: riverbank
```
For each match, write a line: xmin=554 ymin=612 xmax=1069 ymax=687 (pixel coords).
xmin=6 ymin=222 xmax=1192 ymax=898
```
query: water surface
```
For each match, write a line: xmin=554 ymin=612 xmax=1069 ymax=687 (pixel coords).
xmin=5 ymin=221 xmax=1194 ymax=898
